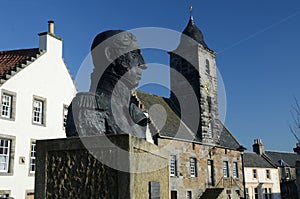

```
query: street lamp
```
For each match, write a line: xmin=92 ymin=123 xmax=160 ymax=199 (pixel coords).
xmin=237 ymin=145 xmax=247 ymax=199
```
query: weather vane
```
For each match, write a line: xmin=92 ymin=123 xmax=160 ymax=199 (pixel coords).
xmin=189 ymin=5 xmax=193 ymax=19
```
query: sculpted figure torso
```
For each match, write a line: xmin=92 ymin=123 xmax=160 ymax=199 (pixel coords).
xmin=66 ymin=30 xmax=147 ymax=139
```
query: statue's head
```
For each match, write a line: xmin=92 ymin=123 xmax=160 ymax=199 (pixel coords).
xmin=90 ymin=30 xmax=146 ymax=91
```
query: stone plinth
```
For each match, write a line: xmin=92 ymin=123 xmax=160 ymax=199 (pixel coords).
xmin=35 ymin=134 xmax=169 ymax=199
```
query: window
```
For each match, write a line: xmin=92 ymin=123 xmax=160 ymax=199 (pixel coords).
xmin=263 ymin=188 xmax=272 ymax=199
xmin=170 ymin=155 xmax=177 ymax=177
xmin=29 ymin=142 xmax=36 ymax=173
xmin=33 ymin=99 xmax=43 ymax=124
xmin=186 ymin=191 xmax=192 ymax=199
xmin=0 ymin=193 xmax=9 ymax=199
xmin=0 ymin=139 xmax=10 ymax=172
xmin=1 ymin=94 xmax=12 ymax=118
xmin=254 ymin=188 xmax=259 ymax=199
xmin=207 ymin=160 xmax=214 ymax=185
xmin=26 ymin=191 xmax=35 ymax=199
xmin=1 ymin=90 xmax=16 ymax=121
xmin=253 ymin=169 xmax=257 ymax=179
xmin=171 ymin=191 xmax=177 ymax=199
xmin=233 ymin=162 xmax=239 ymax=178
xmin=205 ymin=59 xmax=210 ymax=74
xmin=32 ymin=97 xmax=46 ymax=125
xmin=223 ymin=161 xmax=229 ymax=178
xmin=207 ymin=96 xmax=212 ymax=113
xmin=207 ymin=122 xmax=213 ymax=139
xmin=245 ymin=188 xmax=249 ymax=199
xmin=190 ymin=158 xmax=197 ymax=177
xmin=266 ymin=169 xmax=271 ymax=179
xmin=63 ymin=105 xmax=68 ymax=128
xmin=285 ymin=167 xmax=291 ymax=179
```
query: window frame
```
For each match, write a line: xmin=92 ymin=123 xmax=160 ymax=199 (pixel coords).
xmin=32 ymin=96 xmax=46 ymax=126
xmin=63 ymin=105 xmax=68 ymax=129
xmin=29 ymin=141 xmax=36 ymax=175
xmin=1 ymin=90 xmax=16 ymax=121
xmin=245 ymin=188 xmax=249 ymax=199
xmin=263 ymin=188 xmax=272 ymax=199
xmin=207 ymin=159 xmax=214 ymax=186
xmin=285 ymin=167 xmax=291 ymax=179
xmin=233 ymin=161 xmax=239 ymax=178
xmin=0 ymin=190 xmax=11 ymax=199
xmin=0 ymin=134 xmax=15 ymax=176
xmin=0 ymin=139 xmax=10 ymax=172
xmin=205 ymin=59 xmax=210 ymax=75
xmin=186 ymin=190 xmax=192 ymax=199
xmin=254 ymin=188 xmax=259 ymax=199
xmin=170 ymin=155 xmax=177 ymax=177
xmin=223 ymin=161 xmax=229 ymax=178
xmin=253 ymin=169 xmax=257 ymax=179
xmin=266 ymin=169 xmax=271 ymax=179
xmin=190 ymin=157 xmax=197 ymax=177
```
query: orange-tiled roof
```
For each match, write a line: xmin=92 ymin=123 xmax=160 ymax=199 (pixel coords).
xmin=0 ymin=48 xmax=40 ymax=78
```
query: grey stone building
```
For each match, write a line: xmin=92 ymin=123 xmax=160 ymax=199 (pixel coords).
xmin=134 ymin=15 xmax=245 ymax=199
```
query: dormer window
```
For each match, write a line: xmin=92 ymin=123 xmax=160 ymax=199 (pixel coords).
xmin=285 ymin=167 xmax=291 ymax=179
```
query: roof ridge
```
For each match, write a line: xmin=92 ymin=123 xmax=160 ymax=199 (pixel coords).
xmin=0 ymin=47 xmax=39 ymax=54
xmin=265 ymin=150 xmax=296 ymax=154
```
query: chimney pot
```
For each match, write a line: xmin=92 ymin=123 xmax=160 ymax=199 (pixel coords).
xmin=48 ymin=20 xmax=55 ymax=35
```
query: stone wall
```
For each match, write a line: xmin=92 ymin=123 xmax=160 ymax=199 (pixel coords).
xmin=158 ymin=138 xmax=244 ymax=198
xmin=35 ymin=134 xmax=169 ymax=199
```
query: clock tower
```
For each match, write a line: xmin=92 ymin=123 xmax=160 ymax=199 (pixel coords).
xmin=169 ymin=16 xmax=220 ymax=144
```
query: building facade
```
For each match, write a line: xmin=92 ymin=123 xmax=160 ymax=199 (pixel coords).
xmin=251 ymin=139 xmax=300 ymax=199
xmin=0 ymin=21 xmax=76 ymax=198
xmin=244 ymin=150 xmax=281 ymax=199
xmin=135 ymin=15 xmax=245 ymax=199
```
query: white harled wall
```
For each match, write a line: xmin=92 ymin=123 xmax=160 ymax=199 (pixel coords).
xmin=245 ymin=167 xmax=281 ymax=199
xmin=0 ymin=31 xmax=76 ymax=199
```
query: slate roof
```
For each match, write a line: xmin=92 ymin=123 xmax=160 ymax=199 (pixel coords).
xmin=244 ymin=152 xmax=275 ymax=168
xmin=135 ymin=90 xmax=241 ymax=149
xmin=217 ymin=121 xmax=241 ymax=149
xmin=265 ymin=151 xmax=300 ymax=167
xmin=0 ymin=48 xmax=44 ymax=84
xmin=182 ymin=17 xmax=208 ymax=48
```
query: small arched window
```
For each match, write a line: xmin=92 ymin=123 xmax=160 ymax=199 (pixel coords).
xmin=205 ymin=59 xmax=210 ymax=75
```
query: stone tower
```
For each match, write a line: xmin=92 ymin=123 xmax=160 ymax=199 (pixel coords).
xmin=169 ymin=16 xmax=219 ymax=144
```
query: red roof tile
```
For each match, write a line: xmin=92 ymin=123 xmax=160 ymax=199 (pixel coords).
xmin=0 ymin=48 xmax=40 ymax=78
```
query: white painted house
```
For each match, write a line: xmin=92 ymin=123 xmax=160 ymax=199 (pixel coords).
xmin=244 ymin=140 xmax=281 ymax=199
xmin=0 ymin=21 xmax=76 ymax=199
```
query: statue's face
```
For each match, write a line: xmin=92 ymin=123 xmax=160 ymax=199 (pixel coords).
xmin=122 ymin=49 xmax=146 ymax=88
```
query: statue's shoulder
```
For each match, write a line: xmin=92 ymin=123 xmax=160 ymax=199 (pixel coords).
xmin=71 ymin=92 xmax=108 ymax=111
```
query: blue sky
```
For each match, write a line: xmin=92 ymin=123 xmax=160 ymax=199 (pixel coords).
xmin=1 ymin=0 xmax=300 ymax=152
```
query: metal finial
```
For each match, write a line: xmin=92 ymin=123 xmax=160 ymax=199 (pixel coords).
xmin=189 ymin=5 xmax=193 ymax=20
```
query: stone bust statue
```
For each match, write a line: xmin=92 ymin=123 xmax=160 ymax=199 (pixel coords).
xmin=66 ymin=30 xmax=147 ymax=139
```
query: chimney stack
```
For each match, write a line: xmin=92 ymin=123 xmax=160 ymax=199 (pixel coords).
xmin=48 ymin=20 xmax=55 ymax=35
xmin=294 ymin=142 xmax=300 ymax=155
xmin=253 ymin=139 xmax=265 ymax=155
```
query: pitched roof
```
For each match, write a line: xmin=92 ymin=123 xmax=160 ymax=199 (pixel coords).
xmin=265 ymin=151 xmax=300 ymax=167
xmin=134 ymin=90 xmax=240 ymax=149
xmin=0 ymin=48 xmax=45 ymax=84
xmin=217 ymin=121 xmax=241 ymax=149
xmin=244 ymin=152 xmax=275 ymax=168
xmin=134 ymin=90 xmax=195 ymax=141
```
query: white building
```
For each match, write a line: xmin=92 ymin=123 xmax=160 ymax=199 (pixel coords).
xmin=0 ymin=21 xmax=76 ymax=199
xmin=244 ymin=140 xmax=281 ymax=199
